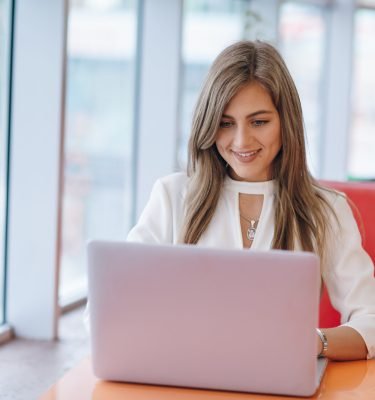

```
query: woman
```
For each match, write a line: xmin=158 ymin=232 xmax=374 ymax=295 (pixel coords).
xmin=127 ymin=40 xmax=375 ymax=361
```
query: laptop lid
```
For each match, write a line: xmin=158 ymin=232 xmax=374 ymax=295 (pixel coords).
xmin=88 ymin=241 xmax=322 ymax=397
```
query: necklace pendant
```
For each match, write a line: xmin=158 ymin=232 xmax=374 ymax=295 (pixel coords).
xmin=246 ymin=219 xmax=257 ymax=241
xmin=247 ymin=227 xmax=256 ymax=241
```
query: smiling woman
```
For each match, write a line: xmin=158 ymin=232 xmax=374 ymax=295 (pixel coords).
xmin=126 ymin=40 xmax=375 ymax=362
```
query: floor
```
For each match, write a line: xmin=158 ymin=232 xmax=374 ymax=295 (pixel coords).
xmin=0 ymin=306 xmax=90 ymax=400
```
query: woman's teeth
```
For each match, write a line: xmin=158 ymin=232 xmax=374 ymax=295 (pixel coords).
xmin=236 ymin=150 xmax=259 ymax=158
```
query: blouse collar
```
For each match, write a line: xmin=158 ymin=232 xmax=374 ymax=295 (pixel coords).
xmin=223 ymin=175 xmax=276 ymax=195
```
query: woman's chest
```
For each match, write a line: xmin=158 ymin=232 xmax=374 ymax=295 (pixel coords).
xmin=196 ymin=191 xmax=276 ymax=250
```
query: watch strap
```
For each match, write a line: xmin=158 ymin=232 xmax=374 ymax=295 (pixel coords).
xmin=316 ymin=328 xmax=328 ymax=357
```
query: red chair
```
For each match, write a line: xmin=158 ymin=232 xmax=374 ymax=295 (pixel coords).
xmin=319 ymin=181 xmax=375 ymax=328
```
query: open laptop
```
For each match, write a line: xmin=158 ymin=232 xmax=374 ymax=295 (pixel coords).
xmin=87 ymin=241 xmax=327 ymax=397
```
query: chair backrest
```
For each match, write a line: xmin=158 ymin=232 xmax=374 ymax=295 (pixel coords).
xmin=319 ymin=181 xmax=375 ymax=328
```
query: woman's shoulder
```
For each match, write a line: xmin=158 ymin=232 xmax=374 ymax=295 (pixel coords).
xmin=154 ymin=171 xmax=189 ymax=198
xmin=314 ymin=184 xmax=353 ymax=224
xmin=315 ymin=184 xmax=347 ymax=207
xmin=158 ymin=171 xmax=188 ymax=185
xmin=157 ymin=171 xmax=188 ymax=188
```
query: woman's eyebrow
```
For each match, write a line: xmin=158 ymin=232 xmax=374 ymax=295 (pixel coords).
xmin=221 ymin=110 xmax=273 ymax=119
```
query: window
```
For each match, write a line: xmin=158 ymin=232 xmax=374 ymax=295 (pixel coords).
xmin=349 ymin=7 xmax=375 ymax=179
xmin=0 ymin=0 xmax=12 ymax=325
xmin=279 ymin=1 xmax=327 ymax=176
xmin=60 ymin=0 xmax=138 ymax=305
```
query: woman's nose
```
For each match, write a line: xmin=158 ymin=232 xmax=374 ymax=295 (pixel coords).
xmin=233 ymin=124 xmax=252 ymax=148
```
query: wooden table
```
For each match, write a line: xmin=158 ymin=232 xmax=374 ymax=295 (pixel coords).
xmin=40 ymin=358 xmax=375 ymax=399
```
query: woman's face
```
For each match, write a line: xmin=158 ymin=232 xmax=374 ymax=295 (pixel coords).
xmin=215 ymin=81 xmax=282 ymax=182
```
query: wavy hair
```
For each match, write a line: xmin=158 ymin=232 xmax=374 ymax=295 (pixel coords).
xmin=180 ymin=40 xmax=337 ymax=262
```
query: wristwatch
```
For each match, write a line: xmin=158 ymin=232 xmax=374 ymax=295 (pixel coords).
xmin=316 ymin=328 xmax=328 ymax=357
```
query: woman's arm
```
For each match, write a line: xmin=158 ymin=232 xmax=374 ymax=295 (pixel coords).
xmin=317 ymin=326 xmax=368 ymax=360
xmin=322 ymin=193 xmax=375 ymax=360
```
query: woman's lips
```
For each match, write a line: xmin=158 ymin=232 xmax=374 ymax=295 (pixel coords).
xmin=232 ymin=149 xmax=261 ymax=162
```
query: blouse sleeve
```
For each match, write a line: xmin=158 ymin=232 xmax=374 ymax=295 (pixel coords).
xmin=126 ymin=179 xmax=173 ymax=244
xmin=322 ymin=193 xmax=375 ymax=359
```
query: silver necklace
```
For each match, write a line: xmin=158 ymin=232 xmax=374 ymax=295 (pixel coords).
xmin=240 ymin=214 xmax=259 ymax=241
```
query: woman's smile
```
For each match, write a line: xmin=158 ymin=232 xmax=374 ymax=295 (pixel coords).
xmin=232 ymin=148 xmax=262 ymax=163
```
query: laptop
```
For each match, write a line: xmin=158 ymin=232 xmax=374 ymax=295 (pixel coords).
xmin=87 ymin=241 xmax=327 ymax=397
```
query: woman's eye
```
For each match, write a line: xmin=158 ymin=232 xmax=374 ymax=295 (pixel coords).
xmin=219 ymin=121 xmax=233 ymax=128
xmin=253 ymin=120 xmax=267 ymax=127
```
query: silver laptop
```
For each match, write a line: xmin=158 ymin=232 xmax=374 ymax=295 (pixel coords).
xmin=87 ymin=241 xmax=327 ymax=397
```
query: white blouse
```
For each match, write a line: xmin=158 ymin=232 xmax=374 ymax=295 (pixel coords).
xmin=127 ymin=172 xmax=375 ymax=359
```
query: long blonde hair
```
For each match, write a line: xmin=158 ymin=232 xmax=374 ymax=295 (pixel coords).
xmin=181 ymin=40 xmax=336 ymax=261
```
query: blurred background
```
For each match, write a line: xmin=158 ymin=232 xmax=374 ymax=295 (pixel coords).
xmin=0 ymin=0 xmax=374 ymax=331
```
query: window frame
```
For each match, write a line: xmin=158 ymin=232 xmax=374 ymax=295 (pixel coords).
xmin=0 ymin=0 xmax=14 ymax=342
xmin=134 ymin=0 xmax=183 ymax=217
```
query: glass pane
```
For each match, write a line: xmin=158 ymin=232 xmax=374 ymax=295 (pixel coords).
xmin=279 ymin=2 xmax=326 ymax=176
xmin=0 ymin=0 xmax=11 ymax=324
xmin=178 ymin=0 xmax=272 ymax=168
xmin=357 ymin=1 xmax=375 ymax=7
xmin=60 ymin=0 xmax=138 ymax=303
xmin=349 ymin=9 xmax=375 ymax=179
